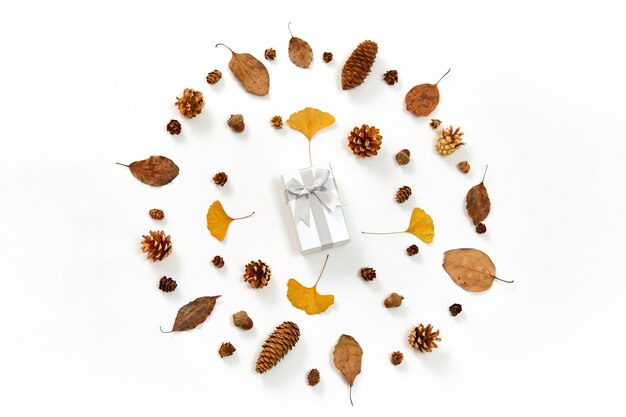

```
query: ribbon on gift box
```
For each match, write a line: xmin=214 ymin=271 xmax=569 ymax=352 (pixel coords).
xmin=285 ymin=168 xmax=342 ymax=249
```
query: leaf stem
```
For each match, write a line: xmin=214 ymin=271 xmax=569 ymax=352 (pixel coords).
xmin=115 ymin=162 xmax=129 ymax=167
xmin=435 ymin=68 xmax=451 ymax=86
xmin=308 ymin=141 xmax=313 ymax=167
xmin=361 ymin=231 xmax=404 ymax=235
xmin=494 ymin=276 xmax=514 ymax=283
xmin=481 ymin=164 xmax=489 ymax=183
xmin=287 ymin=21 xmax=293 ymax=38
xmin=349 ymin=386 xmax=353 ymax=407
xmin=215 ymin=43 xmax=233 ymax=53
xmin=232 ymin=211 xmax=255 ymax=221
xmin=314 ymin=254 xmax=330 ymax=287
xmin=159 ymin=326 xmax=173 ymax=334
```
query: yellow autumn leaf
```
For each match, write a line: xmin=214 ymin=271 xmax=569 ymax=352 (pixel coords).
xmin=206 ymin=200 xmax=254 ymax=241
xmin=286 ymin=255 xmax=334 ymax=315
xmin=405 ymin=207 xmax=434 ymax=243
xmin=286 ymin=107 xmax=335 ymax=140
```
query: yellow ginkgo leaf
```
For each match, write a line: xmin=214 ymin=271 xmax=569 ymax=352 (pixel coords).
xmin=286 ymin=107 xmax=335 ymax=140
xmin=286 ymin=255 xmax=334 ymax=315
xmin=405 ymin=207 xmax=434 ymax=243
xmin=206 ymin=200 xmax=255 ymax=241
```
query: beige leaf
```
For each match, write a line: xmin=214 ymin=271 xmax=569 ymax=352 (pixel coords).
xmin=333 ymin=334 xmax=363 ymax=406
xmin=216 ymin=43 xmax=269 ymax=96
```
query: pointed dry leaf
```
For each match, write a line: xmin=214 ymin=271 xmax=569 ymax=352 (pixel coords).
xmin=206 ymin=201 xmax=254 ymax=241
xmin=333 ymin=334 xmax=362 ymax=406
xmin=216 ymin=44 xmax=269 ymax=96
xmin=161 ymin=295 xmax=221 ymax=332
xmin=405 ymin=208 xmax=435 ymax=243
xmin=443 ymin=249 xmax=497 ymax=291
xmin=286 ymin=107 xmax=335 ymax=140
xmin=288 ymin=37 xmax=313 ymax=68
xmin=466 ymin=172 xmax=491 ymax=225
xmin=118 ymin=156 xmax=179 ymax=186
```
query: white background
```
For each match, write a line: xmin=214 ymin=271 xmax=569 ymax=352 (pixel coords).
xmin=1 ymin=0 xmax=625 ymax=415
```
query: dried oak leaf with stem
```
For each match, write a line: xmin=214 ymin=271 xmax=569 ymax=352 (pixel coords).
xmin=442 ymin=248 xmax=513 ymax=291
xmin=206 ymin=200 xmax=255 ymax=241
xmin=116 ymin=156 xmax=179 ymax=187
xmin=215 ymin=43 xmax=269 ymax=96
xmin=286 ymin=107 xmax=335 ymax=166
xmin=287 ymin=254 xmax=334 ymax=315
xmin=466 ymin=165 xmax=491 ymax=225
xmin=362 ymin=207 xmax=434 ymax=243
xmin=405 ymin=68 xmax=451 ymax=117
xmin=333 ymin=334 xmax=363 ymax=406
xmin=287 ymin=22 xmax=313 ymax=69
xmin=160 ymin=295 xmax=221 ymax=333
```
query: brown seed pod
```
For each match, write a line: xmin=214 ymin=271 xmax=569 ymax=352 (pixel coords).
xmin=384 ymin=293 xmax=404 ymax=308
xmin=405 ymin=69 xmax=450 ymax=117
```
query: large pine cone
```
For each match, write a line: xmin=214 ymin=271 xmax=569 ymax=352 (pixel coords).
xmin=175 ymin=88 xmax=204 ymax=118
xmin=435 ymin=126 xmax=465 ymax=155
xmin=408 ymin=323 xmax=441 ymax=352
xmin=141 ymin=230 xmax=172 ymax=261
xmin=255 ymin=321 xmax=300 ymax=374
xmin=348 ymin=124 xmax=382 ymax=157
xmin=244 ymin=260 xmax=271 ymax=289
xmin=341 ymin=40 xmax=378 ymax=90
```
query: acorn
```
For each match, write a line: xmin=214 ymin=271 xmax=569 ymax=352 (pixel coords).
xmin=384 ymin=293 xmax=404 ymax=308
xmin=227 ymin=114 xmax=245 ymax=132
xmin=232 ymin=310 xmax=254 ymax=330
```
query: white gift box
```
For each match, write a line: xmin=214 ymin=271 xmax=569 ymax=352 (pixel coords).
xmin=282 ymin=163 xmax=350 ymax=254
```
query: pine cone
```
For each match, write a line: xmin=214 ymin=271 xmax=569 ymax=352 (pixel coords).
xmin=408 ymin=324 xmax=441 ymax=353
xmin=449 ymin=303 xmax=462 ymax=317
xmin=141 ymin=230 xmax=172 ymax=261
xmin=255 ymin=321 xmax=300 ymax=374
xmin=307 ymin=368 xmax=320 ymax=386
xmin=391 ymin=351 xmax=404 ymax=365
xmin=341 ymin=40 xmax=378 ymax=90
xmin=458 ymin=161 xmax=470 ymax=174
xmin=149 ymin=208 xmax=164 ymax=220
xmin=166 ymin=119 xmax=181 ymax=135
xmin=476 ymin=223 xmax=487 ymax=234
xmin=232 ymin=310 xmax=253 ymax=330
xmin=227 ymin=114 xmax=245 ymax=132
xmin=429 ymin=119 xmax=442 ymax=129
xmin=348 ymin=124 xmax=382 ymax=157
xmin=383 ymin=70 xmax=398 ymax=85
xmin=212 ymin=255 xmax=224 ymax=268
xmin=158 ymin=276 xmax=177 ymax=292
xmin=175 ymin=88 xmax=204 ymax=118
xmin=270 ymin=115 xmax=283 ymax=129
xmin=406 ymin=244 xmax=419 ymax=256
xmin=395 ymin=149 xmax=410 ymax=165
xmin=435 ymin=126 xmax=465 ymax=156
xmin=244 ymin=260 xmax=271 ymax=289
xmin=212 ymin=172 xmax=228 ymax=186
xmin=322 ymin=52 xmax=333 ymax=63
xmin=219 ymin=342 xmax=236 ymax=358
xmin=206 ymin=70 xmax=222 ymax=85
xmin=396 ymin=186 xmax=412 ymax=203
xmin=360 ymin=267 xmax=376 ymax=281
xmin=264 ymin=48 xmax=276 ymax=60
xmin=384 ymin=293 xmax=404 ymax=308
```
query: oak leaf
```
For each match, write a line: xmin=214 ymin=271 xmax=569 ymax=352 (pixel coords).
xmin=216 ymin=43 xmax=269 ymax=96
xmin=116 ymin=156 xmax=179 ymax=186
xmin=405 ymin=69 xmax=450 ymax=117
xmin=333 ymin=334 xmax=363 ymax=406
xmin=160 ymin=295 xmax=221 ymax=333
xmin=362 ymin=207 xmax=434 ymax=244
xmin=443 ymin=248 xmax=512 ymax=291
xmin=286 ymin=107 xmax=335 ymax=140
xmin=206 ymin=200 xmax=254 ymax=241
xmin=287 ymin=255 xmax=334 ymax=315
xmin=287 ymin=23 xmax=313 ymax=68
xmin=466 ymin=166 xmax=491 ymax=225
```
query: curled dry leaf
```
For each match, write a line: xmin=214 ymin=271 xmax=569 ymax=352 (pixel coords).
xmin=160 ymin=295 xmax=221 ymax=333
xmin=443 ymin=248 xmax=513 ymax=291
xmin=333 ymin=334 xmax=362 ymax=406
xmin=287 ymin=255 xmax=334 ymax=315
xmin=405 ymin=68 xmax=450 ymax=117
xmin=466 ymin=166 xmax=491 ymax=225
xmin=206 ymin=200 xmax=254 ymax=241
xmin=116 ymin=156 xmax=179 ymax=186
xmin=215 ymin=43 xmax=269 ymax=96
xmin=362 ymin=207 xmax=434 ymax=244
xmin=287 ymin=22 xmax=313 ymax=68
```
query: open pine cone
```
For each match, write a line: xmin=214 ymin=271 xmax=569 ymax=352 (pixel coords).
xmin=255 ymin=321 xmax=300 ymax=374
xmin=141 ymin=230 xmax=172 ymax=261
xmin=408 ymin=323 xmax=441 ymax=352
xmin=435 ymin=126 xmax=465 ymax=155
xmin=175 ymin=88 xmax=204 ymax=118
xmin=244 ymin=260 xmax=271 ymax=289
xmin=348 ymin=124 xmax=382 ymax=157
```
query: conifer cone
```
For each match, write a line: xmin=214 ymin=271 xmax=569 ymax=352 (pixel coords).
xmin=141 ymin=230 xmax=172 ymax=261
xmin=158 ymin=276 xmax=177 ymax=292
xmin=383 ymin=70 xmax=398 ymax=85
xmin=457 ymin=160 xmax=470 ymax=174
xmin=429 ymin=119 xmax=442 ymax=129
xmin=449 ymin=303 xmax=462 ymax=317
xmin=391 ymin=351 xmax=404 ymax=365
xmin=175 ymin=88 xmax=204 ymax=118
xmin=408 ymin=323 xmax=441 ymax=353
xmin=476 ymin=223 xmax=487 ymax=234
xmin=212 ymin=255 xmax=224 ymax=268
xmin=219 ymin=342 xmax=236 ymax=358
xmin=348 ymin=124 xmax=382 ymax=157
xmin=396 ymin=186 xmax=412 ymax=203
xmin=435 ymin=126 xmax=465 ymax=155
xmin=307 ymin=368 xmax=320 ymax=386
xmin=360 ymin=267 xmax=377 ymax=281
xmin=244 ymin=260 xmax=271 ymax=289
xmin=322 ymin=52 xmax=333 ymax=63
xmin=255 ymin=321 xmax=300 ymax=374
xmin=212 ymin=172 xmax=228 ymax=186
xmin=270 ymin=115 xmax=283 ymax=129
xmin=166 ymin=119 xmax=181 ymax=135
xmin=264 ymin=48 xmax=276 ymax=60
xmin=232 ymin=310 xmax=253 ymax=330
xmin=206 ymin=70 xmax=222 ymax=85
xmin=406 ymin=244 xmax=419 ymax=256
xmin=149 ymin=208 xmax=164 ymax=220
xmin=341 ymin=40 xmax=378 ymax=90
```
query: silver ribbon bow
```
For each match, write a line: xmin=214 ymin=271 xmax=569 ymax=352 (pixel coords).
xmin=285 ymin=169 xmax=342 ymax=227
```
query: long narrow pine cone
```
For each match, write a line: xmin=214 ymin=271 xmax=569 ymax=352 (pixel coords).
xmin=255 ymin=321 xmax=300 ymax=374
xmin=158 ymin=276 xmax=177 ymax=292
xmin=141 ymin=230 xmax=172 ymax=261
xmin=307 ymin=368 xmax=320 ymax=386
xmin=396 ymin=185 xmax=412 ymax=203
xmin=212 ymin=255 xmax=224 ymax=268
xmin=408 ymin=323 xmax=441 ymax=353
xmin=435 ymin=125 xmax=465 ymax=155
xmin=360 ymin=267 xmax=377 ymax=281
xmin=206 ymin=70 xmax=222 ymax=85
xmin=175 ymin=88 xmax=204 ymax=118
xmin=341 ymin=40 xmax=378 ymax=90
xmin=348 ymin=124 xmax=382 ymax=157
xmin=244 ymin=260 xmax=271 ymax=289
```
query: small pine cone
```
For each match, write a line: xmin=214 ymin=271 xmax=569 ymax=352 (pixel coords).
xmin=232 ymin=310 xmax=253 ymax=330
xmin=396 ymin=186 xmax=412 ymax=203
xmin=435 ymin=125 xmax=465 ymax=156
xmin=458 ymin=161 xmax=470 ymax=174
xmin=341 ymin=40 xmax=378 ymax=90
xmin=449 ymin=303 xmax=462 ymax=317
xmin=255 ymin=321 xmax=300 ymax=374
xmin=206 ymin=70 xmax=222 ymax=85
xmin=175 ymin=88 xmax=204 ymax=118
xmin=264 ymin=48 xmax=276 ymax=60
xmin=406 ymin=244 xmax=419 ymax=256
xmin=158 ymin=276 xmax=177 ymax=292
xmin=212 ymin=255 xmax=224 ymax=268
xmin=390 ymin=351 xmax=404 ymax=365
xmin=218 ymin=342 xmax=236 ymax=358
xmin=141 ymin=230 xmax=172 ymax=262
xmin=307 ymin=368 xmax=320 ymax=386
xmin=149 ymin=208 xmax=164 ymax=220
xmin=212 ymin=172 xmax=228 ymax=186
xmin=476 ymin=223 xmax=487 ymax=234
xmin=244 ymin=260 xmax=271 ymax=289
xmin=360 ymin=267 xmax=377 ymax=281
xmin=227 ymin=114 xmax=245 ymax=132
xmin=384 ymin=293 xmax=404 ymax=308
xmin=322 ymin=52 xmax=333 ymax=63
xmin=429 ymin=119 xmax=442 ymax=129
xmin=270 ymin=115 xmax=283 ymax=129
xmin=408 ymin=323 xmax=441 ymax=353
xmin=348 ymin=124 xmax=383 ymax=157
xmin=166 ymin=119 xmax=181 ymax=135
xmin=383 ymin=70 xmax=398 ymax=85
xmin=395 ymin=149 xmax=410 ymax=165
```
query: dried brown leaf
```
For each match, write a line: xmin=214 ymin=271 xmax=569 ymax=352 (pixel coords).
xmin=333 ymin=334 xmax=363 ymax=406
xmin=161 ymin=295 xmax=221 ymax=333
xmin=288 ymin=38 xmax=313 ymax=68
xmin=443 ymin=249 xmax=497 ymax=291
xmin=466 ymin=167 xmax=491 ymax=225
xmin=405 ymin=69 xmax=450 ymax=117
xmin=216 ymin=43 xmax=269 ymax=96
xmin=117 ymin=156 xmax=179 ymax=187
